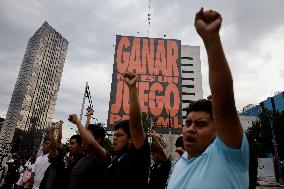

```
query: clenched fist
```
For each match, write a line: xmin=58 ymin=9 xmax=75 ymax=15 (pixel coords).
xmin=195 ymin=8 xmax=222 ymax=44
xmin=68 ymin=114 xmax=79 ymax=125
xmin=123 ymin=72 xmax=137 ymax=88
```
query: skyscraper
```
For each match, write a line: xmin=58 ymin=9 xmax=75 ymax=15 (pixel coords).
xmin=181 ymin=45 xmax=203 ymax=123
xmin=0 ymin=22 xmax=68 ymax=166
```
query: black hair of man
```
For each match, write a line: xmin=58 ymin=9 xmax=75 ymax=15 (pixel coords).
xmin=175 ymin=136 xmax=184 ymax=149
xmin=70 ymin=134 xmax=82 ymax=145
xmin=11 ymin=153 xmax=19 ymax=160
xmin=43 ymin=139 xmax=50 ymax=144
xmin=88 ymin=124 xmax=106 ymax=144
xmin=114 ymin=120 xmax=131 ymax=138
xmin=186 ymin=99 xmax=213 ymax=119
xmin=150 ymin=143 xmax=159 ymax=154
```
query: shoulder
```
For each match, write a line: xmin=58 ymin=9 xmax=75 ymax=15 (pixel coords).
xmin=131 ymin=140 xmax=150 ymax=154
xmin=213 ymin=134 xmax=250 ymax=169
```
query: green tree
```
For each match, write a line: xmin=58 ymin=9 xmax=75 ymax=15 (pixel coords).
xmin=245 ymin=109 xmax=284 ymax=159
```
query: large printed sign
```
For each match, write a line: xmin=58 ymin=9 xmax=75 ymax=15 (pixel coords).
xmin=107 ymin=35 xmax=182 ymax=133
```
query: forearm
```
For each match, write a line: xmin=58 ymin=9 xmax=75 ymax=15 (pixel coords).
xmin=49 ymin=130 xmax=58 ymax=158
xmin=129 ymin=86 xmax=145 ymax=149
xmin=76 ymin=121 xmax=106 ymax=160
xmin=152 ymin=136 xmax=167 ymax=162
xmin=57 ymin=124 xmax=62 ymax=147
xmin=205 ymin=36 xmax=235 ymax=107
xmin=85 ymin=116 xmax=91 ymax=130
xmin=205 ymin=35 xmax=243 ymax=147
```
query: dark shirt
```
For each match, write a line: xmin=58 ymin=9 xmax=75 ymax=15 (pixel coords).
xmin=39 ymin=150 xmax=65 ymax=189
xmin=149 ymin=159 xmax=171 ymax=189
xmin=102 ymin=141 xmax=150 ymax=189
xmin=64 ymin=153 xmax=84 ymax=189
xmin=68 ymin=153 xmax=110 ymax=189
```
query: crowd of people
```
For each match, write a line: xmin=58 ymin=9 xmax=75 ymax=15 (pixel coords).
xmin=0 ymin=9 xmax=256 ymax=189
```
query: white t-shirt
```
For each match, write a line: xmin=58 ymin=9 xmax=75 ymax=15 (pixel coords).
xmin=32 ymin=154 xmax=50 ymax=189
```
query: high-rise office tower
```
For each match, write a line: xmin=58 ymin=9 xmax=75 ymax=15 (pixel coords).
xmin=0 ymin=22 xmax=68 ymax=166
xmin=181 ymin=45 xmax=203 ymax=123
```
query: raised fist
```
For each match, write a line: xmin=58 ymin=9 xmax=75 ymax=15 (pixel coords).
xmin=68 ymin=114 xmax=79 ymax=125
xmin=195 ymin=8 xmax=222 ymax=43
xmin=123 ymin=72 xmax=137 ymax=88
xmin=85 ymin=107 xmax=94 ymax=117
xmin=149 ymin=130 xmax=156 ymax=137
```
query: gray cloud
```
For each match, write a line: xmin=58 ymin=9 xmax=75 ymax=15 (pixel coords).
xmin=1 ymin=0 xmax=284 ymax=138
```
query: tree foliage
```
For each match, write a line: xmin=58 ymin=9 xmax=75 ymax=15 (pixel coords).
xmin=246 ymin=109 xmax=284 ymax=159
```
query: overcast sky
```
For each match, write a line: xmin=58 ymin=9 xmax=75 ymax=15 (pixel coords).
xmin=1 ymin=0 xmax=284 ymax=140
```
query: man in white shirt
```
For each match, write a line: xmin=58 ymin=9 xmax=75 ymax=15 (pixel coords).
xmin=31 ymin=140 xmax=51 ymax=189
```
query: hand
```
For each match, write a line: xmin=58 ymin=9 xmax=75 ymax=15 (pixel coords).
xmin=85 ymin=107 xmax=94 ymax=117
xmin=123 ymin=72 xmax=137 ymax=88
xmin=195 ymin=8 xmax=222 ymax=43
xmin=149 ymin=130 xmax=156 ymax=137
xmin=50 ymin=126 xmax=55 ymax=132
xmin=68 ymin=114 xmax=79 ymax=125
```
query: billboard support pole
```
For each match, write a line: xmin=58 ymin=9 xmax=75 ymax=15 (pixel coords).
xmin=79 ymin=82 xmax=87 ymax=122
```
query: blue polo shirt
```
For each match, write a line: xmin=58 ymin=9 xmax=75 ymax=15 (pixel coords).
xmin=167 ymin=134 xmax=249 ymax=189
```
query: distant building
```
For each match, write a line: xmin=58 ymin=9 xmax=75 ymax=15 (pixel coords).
xmin=241 ymin=91 xmax=284 ymax=116
xmin=0 ymin=118 xmax=4 ymax=132
xmin=181 ymin=45 xmax=203 ymax=123
xmin=108 ymin=45 xmax=203 ymax=158
xmin=0 ymin=22 xmax=68 ymax=167
xmin=239 ymin=115 xmax=258 ymax=131
xmin=241 ymin=104 xmax=261 ymax=116
xmin=260 ymin=91 xmax=284 ymax=113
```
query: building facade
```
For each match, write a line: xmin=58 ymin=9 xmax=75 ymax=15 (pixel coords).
xmin=181 ymin=45 xmax=203 ymax=123
xmin=0 ymin=22 xmax=68 ymax=167
xmin=163 ymin=45 xmax=203 ymax=157
xmin=239 ymin=115 xmax=258 ymax=131
xmin=241 ymin=91 xmax=284 ymax=116
xmin=107 ymin=45 xmax=203 ymax=158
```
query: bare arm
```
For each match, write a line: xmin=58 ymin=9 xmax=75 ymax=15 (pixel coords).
xmin=195 ymin=8 xmax=243 ymax=148
xmin=57 ymin=120 xmax=63 ymax=148
xmin=123 ymin=72 xmax=145 ymax=150
xmin=49 ymin=125 xmax=58 ymax=159
xmin=85 ymin=107 xmax=94 ymax=130
xmin=150 ymin=130 xmax=167 ymax=162
xmin=68 ymin=114 xmax=106 ymax=160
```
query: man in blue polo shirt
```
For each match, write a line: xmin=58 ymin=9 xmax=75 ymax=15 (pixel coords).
xmin=167 ymin=8 xmax=249 ymax=189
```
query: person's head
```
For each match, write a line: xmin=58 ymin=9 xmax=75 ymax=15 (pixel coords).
xmin=183 ymin=99 xmax=216 ymax=159
xmin=112 ymin=120 xmax=132 ymax=155
xmin=175 ymin=136 xmax=185 ymax=156
xmin=88 ymin=124 xmax=106 ymax=146
xmin=150 ymin=144 xmax=162 ymax=161
xmin=69 ymin=134 xmax=83 ymax=156
xmin=11 ymin=153 xmax=19 ymax=161
xmin=42 ymin=139 xmax=50 ymax=154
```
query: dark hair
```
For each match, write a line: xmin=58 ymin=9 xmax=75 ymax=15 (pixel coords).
xmin=186 ymin=99 xmax=213 ymax=119
xmin=70 ymin=134 xmax=82 ymax=145
xmin=114 ymin=120 xmax=130 ymax=138
xmin=11 ymin=153 xmax=19 ymax=159
xmin=88 ymin=124 xmax=106 ymax=141
xmin=150 ymin=143 xmax=159 ymax=153
xmin=43 ymin=139 xmax=50 ymax=144
xmin=175 ymin=136 xmax=184 ymax=149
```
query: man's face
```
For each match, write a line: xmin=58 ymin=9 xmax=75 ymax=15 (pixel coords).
xmin=42 ymin=141 xmax=50 ymax=154
xmin=183 ymin=111 xmax=216 ymax=158
xmin=112 ymin=128 xmax=131 ymax=154
xmin=68 ymin=138 xmax=82 ymax=156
